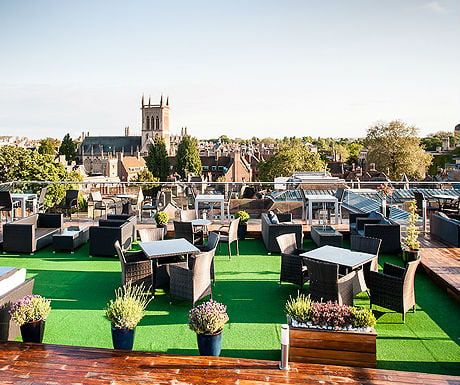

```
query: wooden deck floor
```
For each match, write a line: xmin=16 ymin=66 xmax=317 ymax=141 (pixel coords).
xmin=420 ymin=232 xmax=460 ymax=303
xmin=1 ymin=342 xmax=459 ymax=385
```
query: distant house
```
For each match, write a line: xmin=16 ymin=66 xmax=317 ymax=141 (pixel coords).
xmin=117 ymin=153 xmax=146 ymax=182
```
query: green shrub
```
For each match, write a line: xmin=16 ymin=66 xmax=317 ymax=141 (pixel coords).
xmin=285 ymin=293 xmax=312 ymax=324
xmin=105 ymin=283 xmax=151 ymax=329
xmin=154 ymin=211 xmax=169 ymax=225
xmin=235 ymin=210 xmax=250 ymax=224
xmin=351 ymin=307 xmax=377 ymax=328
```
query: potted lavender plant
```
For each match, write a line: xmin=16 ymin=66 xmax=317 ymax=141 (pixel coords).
xmin=9 ymin=295 xmax=51 ymax=343
xmin=188 ymin=299 xmax=229 ymax=356
xmin=105 ymin=283 xmax=152 ymax=350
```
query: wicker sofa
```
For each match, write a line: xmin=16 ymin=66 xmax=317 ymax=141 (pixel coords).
xmin=106 ymin=214 xmax=137 ymax=241
xmin=430 ymin=213 xmax=460 ymax=246
xmin=89 ymin=219 xmax=135 ymax=256
xmin=349 ymin=211 xmax=401 ymax=254
xmin=0 ymin=268 xmax=35 ymax=340
xmin=261 ymin=212 xmax=303 ymax=254
xmin=2 ymin=213 xmax=63 ymax=254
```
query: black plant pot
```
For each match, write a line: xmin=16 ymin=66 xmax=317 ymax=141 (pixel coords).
xmin=111 ymin=325 xmax=135 ymax=350
xmin=20 ymin=320 xmax=45 ymax=343
xmin=402 ymin=249 xmax=419 ymax=264
xmin=237 ymin=223 xmax=247 ymax=240
xmin=197 ymin=330 xmax=223 ymax=356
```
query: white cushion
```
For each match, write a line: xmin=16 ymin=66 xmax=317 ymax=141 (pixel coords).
xmin=0 ymin=268 xmax=26 ymax=297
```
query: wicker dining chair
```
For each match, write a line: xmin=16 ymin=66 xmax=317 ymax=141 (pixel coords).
xmin=276 ymin=233 xmax=309 ymax=289
xmin=196 ymin=231 xmax=219 ymax=285
xmin=114 ymin=240 xmax=153 ymax=289
xmin=173 ymin=221 xmax=204 ymax=246
xmin=350 ymin=235 xmax=381 ymax=273
xmin=367 ymin=257 xmax=421 ymax=323
xmin=169 ymin=248 xmax=215 ymax=306
xmin=218 ymin=217 xmax=240 ymax=260
xmin=138 ymin=228 xmax=164 ymax=242
xmin=304 ymin=258 xmax=356 ymax=306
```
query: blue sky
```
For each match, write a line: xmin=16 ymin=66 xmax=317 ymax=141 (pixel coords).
xmin=0 ymin=0 xmax=459 ymax=139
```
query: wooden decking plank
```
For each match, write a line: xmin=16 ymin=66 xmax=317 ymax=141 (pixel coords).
xmin=419 ymin=232 xmax=460 ymax=303
xmin=0 ymin=342 xmax=459 ymax=385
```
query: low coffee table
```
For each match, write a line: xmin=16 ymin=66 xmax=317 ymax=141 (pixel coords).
xmin=53 ymin=226 xmax=89 ymax=253
xmin=311 ymin=225 xmax=343 ymax=247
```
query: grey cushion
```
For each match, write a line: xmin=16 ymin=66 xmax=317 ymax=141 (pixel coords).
xmin=450 ymin=218 xmax=460 ymax=225
xmin=438 ymin=212 xmax=449 ymax=219
xmin=379 ymin=219 xmax=391 ymax=225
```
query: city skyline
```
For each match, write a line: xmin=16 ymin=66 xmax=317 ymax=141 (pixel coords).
xmin=1 ymin=0 xmax=459 ymax=140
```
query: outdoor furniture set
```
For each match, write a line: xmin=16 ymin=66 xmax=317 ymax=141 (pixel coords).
xmin=276 ymin=232 xmax=419 ymax=322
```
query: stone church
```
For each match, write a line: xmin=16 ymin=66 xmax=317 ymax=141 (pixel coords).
xmin=78 ymin=95 xmax=185 ymax=176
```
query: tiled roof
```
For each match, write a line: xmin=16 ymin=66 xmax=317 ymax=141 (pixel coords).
xmin=81 ymin=136 xmax=141 ymax=155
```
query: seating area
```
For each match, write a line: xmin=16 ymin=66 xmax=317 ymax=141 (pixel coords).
xmin=1 ymin=184 xmax=460 ymax=379
xmin=0 ymin=228 xmax=459 ymax=375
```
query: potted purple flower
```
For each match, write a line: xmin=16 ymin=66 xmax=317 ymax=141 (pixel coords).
xmin=9 ymin=295 xmax=51 ymax=343
xmin=188 ymin=299 xmax=229 ymax=356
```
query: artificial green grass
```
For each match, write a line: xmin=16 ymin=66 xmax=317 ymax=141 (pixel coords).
xmin=1 ymin=238 xmax=459 ymax=375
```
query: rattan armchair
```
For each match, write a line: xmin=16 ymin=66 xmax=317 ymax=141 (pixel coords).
xmin=276 ymin=233 xmax=309 ymax=289
xmin=114 ymin=240 xmax=153 ymax=289
xmin=169 ymin=248 xmax=215 ymax=305
xmin=367 ymin=257 xmax=420 ymax=322
xmin=218 ymin=217 xmax=240 ymax=259
xmin=304 ymin=258 xmax=356 ymax=306
xmin=350 ymin=235 xmax=381 ymax=295
xmin=173 ymin=221 xmax=204 ymax=246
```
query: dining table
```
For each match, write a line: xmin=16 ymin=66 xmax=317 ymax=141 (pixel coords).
xmin=432 ymin=194 xmax=459 ymax=213
xmin=300 ymin=245 xmax=376 ymax=295
xmin=138 ymin=238 xmax=200 ymax=295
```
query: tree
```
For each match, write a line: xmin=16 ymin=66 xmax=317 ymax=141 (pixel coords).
xmin=176 ymin=135 xmax=202 ymax=178
xmin=421 ymin=131 xmax=457 ymax=151
xmin=0 ymin=145 xmax=82 ymax=208
xmin=134 ymin=169 xmax=160 ymax=197
xmin=258 ymin=140 xmax=325 ymax=181
xmin=38 ymin=138 xmax=60 ymax=155
xmin=59 ymin=133 xmax=77 ymax=163
xmin=145 ymin=136 xmax=170 ymax=181
xmin=365 ymin=120 xmax=432 ymax=180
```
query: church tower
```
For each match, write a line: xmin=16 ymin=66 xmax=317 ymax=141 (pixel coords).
xmin=141 ymin=94 xmax=170 ymax=155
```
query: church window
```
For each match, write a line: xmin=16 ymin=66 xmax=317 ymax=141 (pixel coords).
xmin=146 ymin=116 xmax=150 ymax=130
xmin=151 ymin=116 xmax=155 ymax=130
xmin=156 ymin=116 xmax=160 ymax=130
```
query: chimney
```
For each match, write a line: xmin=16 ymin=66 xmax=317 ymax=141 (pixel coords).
xmin=125 ymin=126 xmax=130 ymax=136
xmin=352 ymin=163 xmax=356 ymax=171
xmin=369 ymin=163 xmax=376 ymax=171
xmin=87 ymin=131 xmax=89 ymax=137
xmin=118 ymin=151 xmax=123 ymax=162
xmin=81 ymin=131 xmax=85 ymax=140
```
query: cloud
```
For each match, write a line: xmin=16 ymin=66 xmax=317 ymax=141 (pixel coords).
xmin=422 ymin=1 xmax=447 ymax=13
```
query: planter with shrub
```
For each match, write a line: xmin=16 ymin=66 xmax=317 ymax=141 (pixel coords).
xmin=235 ymin=210 xmax=250 ymax=240
xmin=285 ymin=293 xmax=377 ymax=368
xmin=402 ymin=199 xmax=420 ymax=264
xmin=154 ymin=211 xmax=169 ymax=237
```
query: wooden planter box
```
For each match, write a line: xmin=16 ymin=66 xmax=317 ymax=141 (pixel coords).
xmin=288 ymin=319 xmax=377 ymax=368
